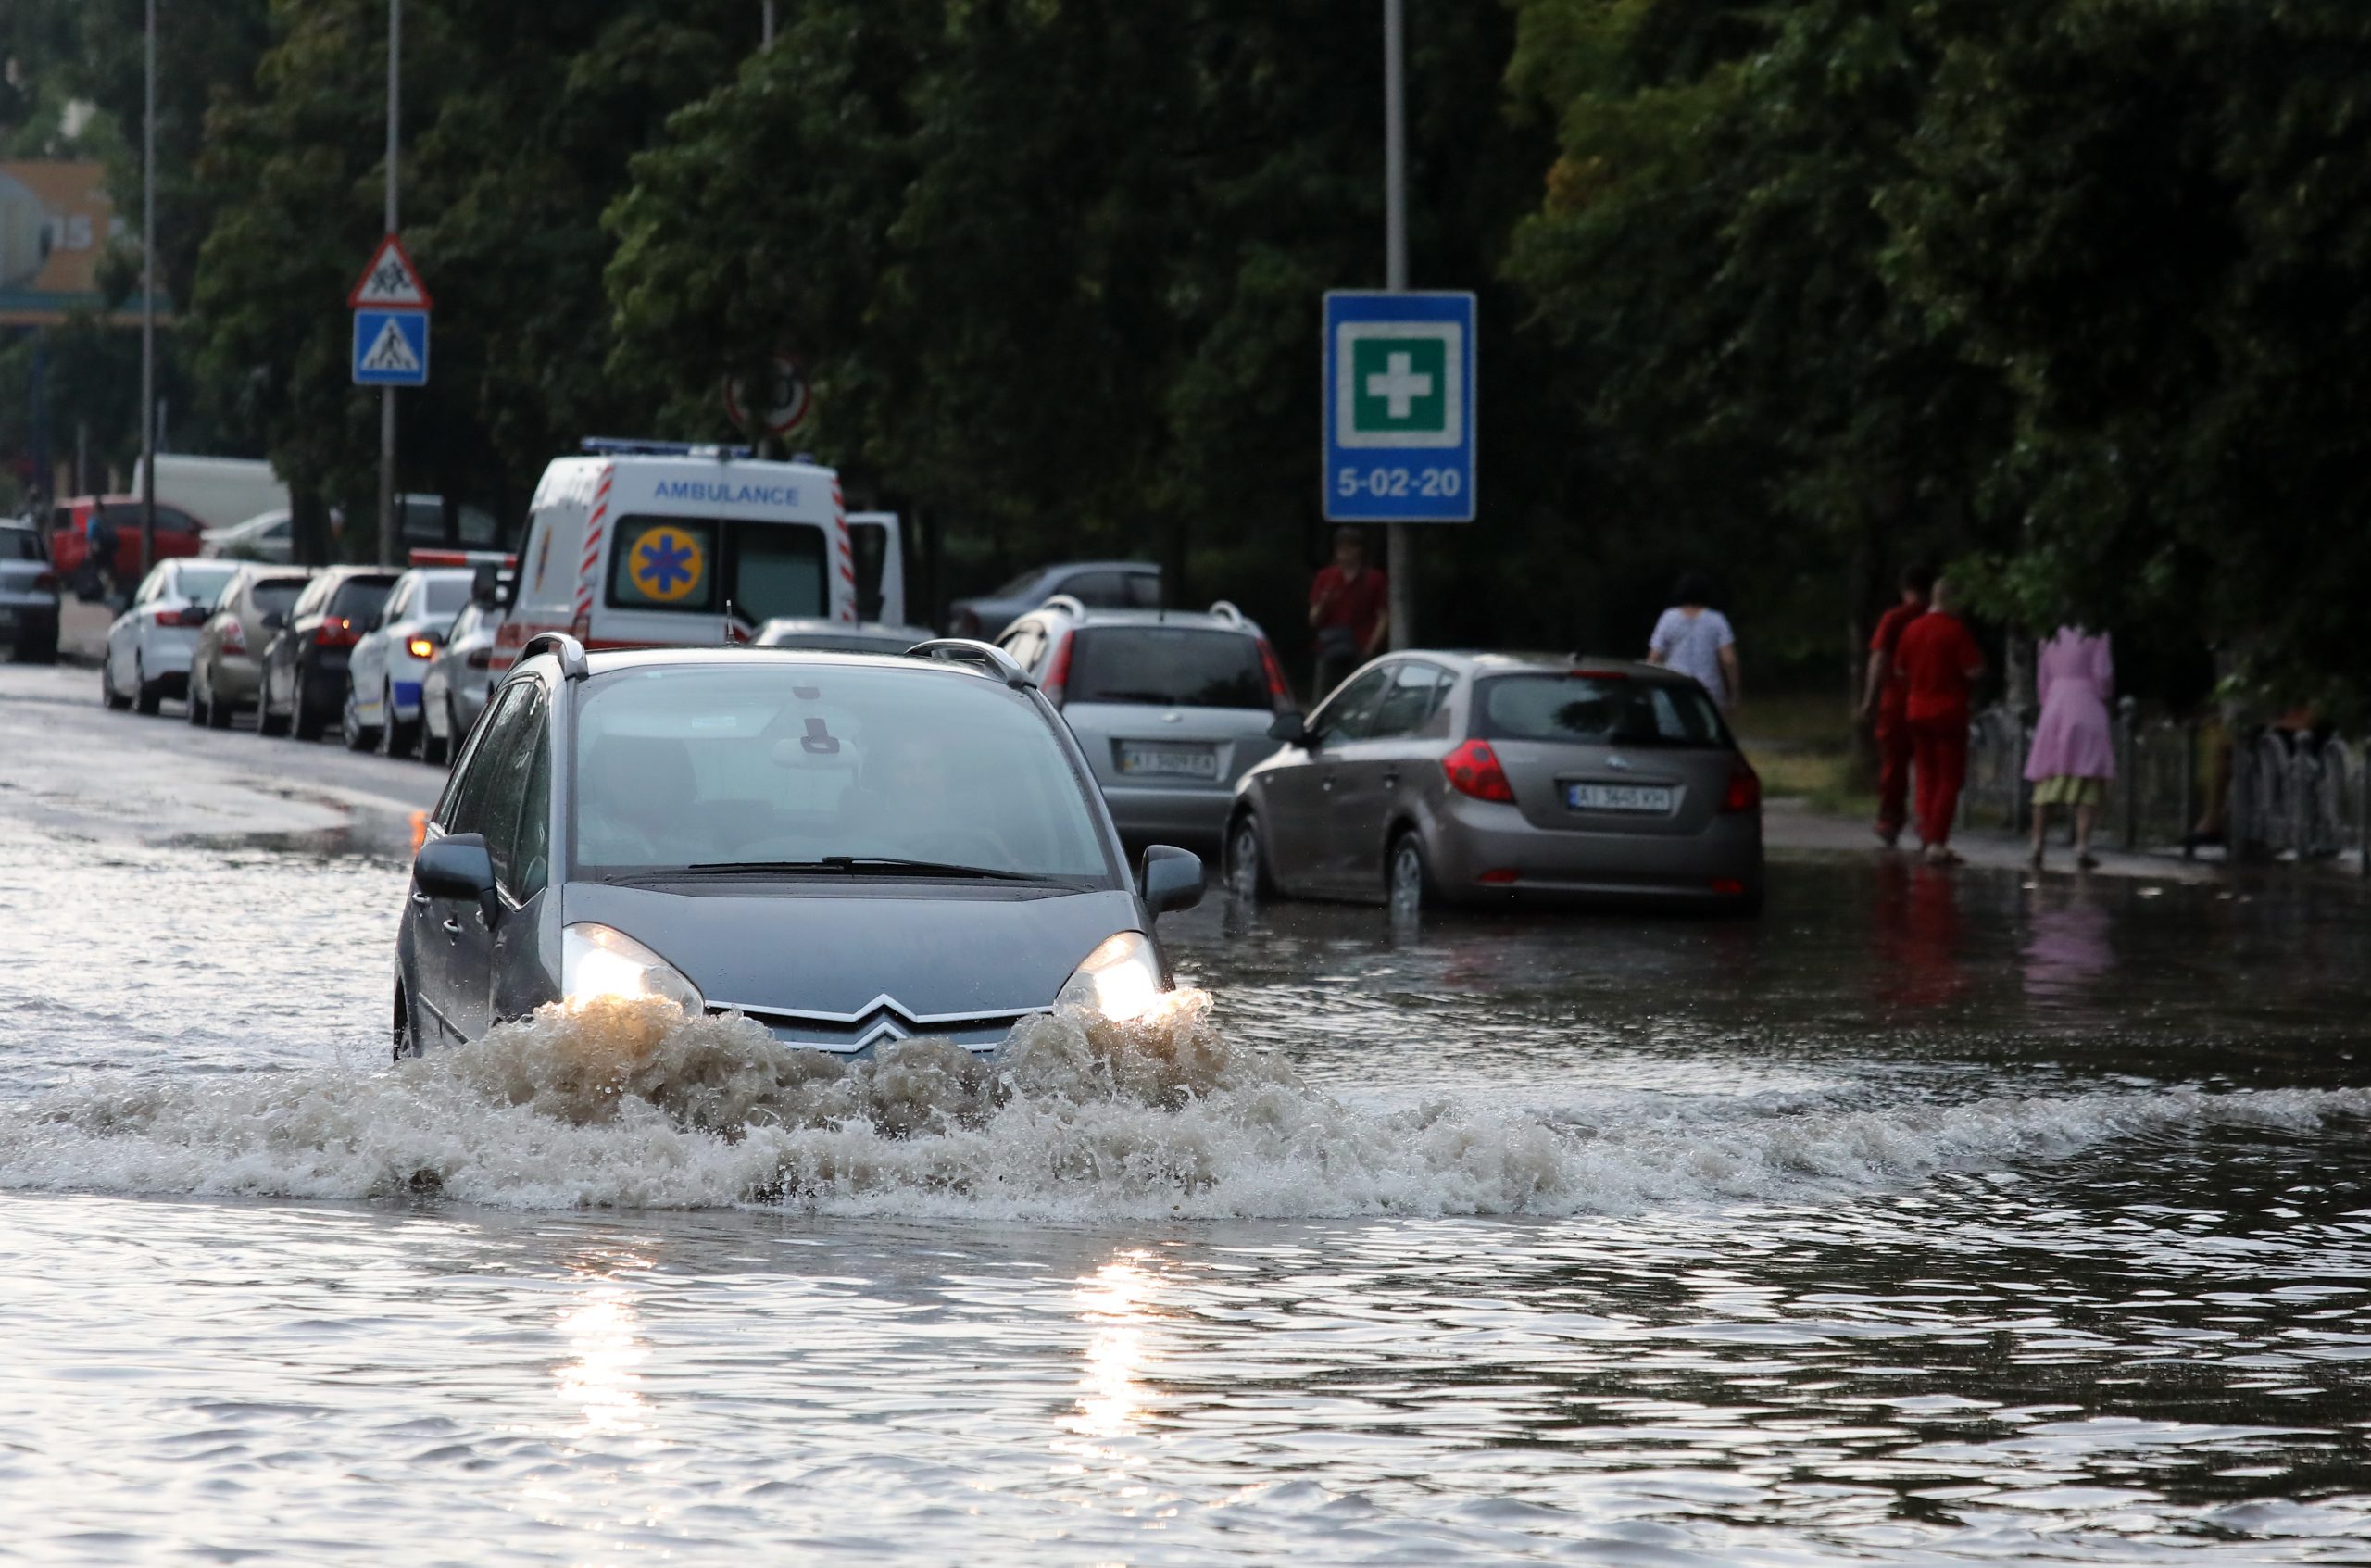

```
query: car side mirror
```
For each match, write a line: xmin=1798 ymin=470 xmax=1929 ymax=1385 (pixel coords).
xmin=260 ymin=610 xmax=285 ymax=631
xmin=416 ymin=832 xmax=499 ymax=926
xmin=1267 ymin=711 xmax=1308 ymax=746
xmin=492 ymin=574 xmax=517 ymax=610
xmin=1138 ymin=845 xmax=1204 ymax=917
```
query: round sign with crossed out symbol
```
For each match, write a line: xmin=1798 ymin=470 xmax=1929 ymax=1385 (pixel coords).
xmin=723 ymin=354 xmax=812 ymax=437
xmin=628 ymin=524 xmax=707 ymax=603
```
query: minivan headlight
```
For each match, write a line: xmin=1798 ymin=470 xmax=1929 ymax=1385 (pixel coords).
xmin=561 ymin=922 xmax=705 ymax=1013
xmin=1058 ymin=931 xmax=1165 ymax=1022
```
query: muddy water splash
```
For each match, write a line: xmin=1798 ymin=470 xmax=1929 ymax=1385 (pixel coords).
xmin=4 ymin=993 xmax=2365 ymax=1216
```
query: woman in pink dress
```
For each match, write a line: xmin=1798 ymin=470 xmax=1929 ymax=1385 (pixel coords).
xmin=2024 ymin=627 xmax=2117 ymax=870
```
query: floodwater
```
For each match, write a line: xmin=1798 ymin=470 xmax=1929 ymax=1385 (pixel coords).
xmin=3 ymin=749 xmax=2369 ymax=1562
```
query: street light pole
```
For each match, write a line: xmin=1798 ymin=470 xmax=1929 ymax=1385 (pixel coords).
xmin=1382 ymin=0 xmax=1412 ymax=651
xmin=378 ymin=0 xmax=400 ymax=568
xmin=138 ymin=0 xmax=157 ymax=581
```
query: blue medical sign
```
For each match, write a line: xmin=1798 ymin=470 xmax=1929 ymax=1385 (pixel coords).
xmin=1323 ymin=290 xmax=1475 ymax=522
xmin=352 ymin=308 xmax=429 ymax=387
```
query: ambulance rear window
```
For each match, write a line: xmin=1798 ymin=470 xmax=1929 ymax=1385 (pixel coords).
xmin=607 ymin=515 xmax=828 ymax=621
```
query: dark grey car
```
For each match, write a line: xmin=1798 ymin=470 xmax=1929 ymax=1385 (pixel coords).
xmin=395 ymin=634 xmax=1205 ymax=1059
xmin=1227 ymin=652 xmax=1763 ymax=913
xmin=946 ymin=559 xmax=1160 ymax=641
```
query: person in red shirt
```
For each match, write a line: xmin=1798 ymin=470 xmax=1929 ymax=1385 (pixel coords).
xmin=1857 ymin=563 xmax=1936 ymax=848
xmin=1891 ymin=575 xmax=1986 ymax=864
xmin=1308 ymin=527 xmax=1389 ymax=697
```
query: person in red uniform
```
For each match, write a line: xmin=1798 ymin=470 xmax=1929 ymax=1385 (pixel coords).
xmin=1892 ymin=575 xmax=1986 ymax=865
xmin=1308 ymin=527 xmax=1389 ymax=698
xmin=1857 ymin=563 xmax=1936 ymax=848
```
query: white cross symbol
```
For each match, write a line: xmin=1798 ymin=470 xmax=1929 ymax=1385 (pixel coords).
xmin=1365 ymin=351 xmax=1434 ymax=420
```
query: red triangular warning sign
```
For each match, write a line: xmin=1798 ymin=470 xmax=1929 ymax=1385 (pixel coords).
xmin=347 ymin=233 xmax=433 ymax=310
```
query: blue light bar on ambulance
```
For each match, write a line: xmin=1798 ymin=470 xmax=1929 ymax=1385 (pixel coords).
xmin=578 ymin=437 xmax=754 ymax=458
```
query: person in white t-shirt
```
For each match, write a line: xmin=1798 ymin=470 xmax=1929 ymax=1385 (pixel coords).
xmin=1645 ymin=572 xmax=1740 ymax=712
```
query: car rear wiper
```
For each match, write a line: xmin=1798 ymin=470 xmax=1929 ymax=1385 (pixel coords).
xmin=672 ymin=857 xmax=1072 ymax=884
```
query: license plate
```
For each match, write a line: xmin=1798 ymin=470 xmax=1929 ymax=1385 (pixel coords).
xmin=1120 ymin=745 xmax=1218 ymax=779
xmin=1566 ymin=782 xmax=1674 ymax=813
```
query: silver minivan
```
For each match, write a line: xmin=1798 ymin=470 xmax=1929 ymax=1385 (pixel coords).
xmin=997 ymin=598 xmax=1293 ymax=849
xmin=1228 ymin=652 xmax=1763 ymax=913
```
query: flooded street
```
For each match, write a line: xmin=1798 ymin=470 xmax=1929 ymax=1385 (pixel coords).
xmin=2 ymin=663 xmax=2367 ymax=1563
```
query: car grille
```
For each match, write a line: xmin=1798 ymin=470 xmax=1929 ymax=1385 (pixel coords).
xmin=710 ymin=996 xmax=1042 ymax=1057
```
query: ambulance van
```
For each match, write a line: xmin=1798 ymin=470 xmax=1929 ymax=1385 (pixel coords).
xmin=496 ymin=442 xmax=858 ymax=669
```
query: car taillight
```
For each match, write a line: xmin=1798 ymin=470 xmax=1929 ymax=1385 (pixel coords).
xmin=465 ymin=648 xmax=493 ymax=670
xmin=1442 ymin=738 xmax=1516 ymax=803
xmin=220 ymin=620 xmax=246 ymax=654
xmin=1256 ymin=638 xmax=1293 ymax=711
xmin=1722 ymin=755 xmax=1762 ymax=814
xmin=154 ymin=604 xmax=207 ymax=627
xmin=314 ymin=618 xmax=358 ymax=648
xmin=1041 ymin=632 xmax=1074 ymax=709
xmin=406 ymin=635 xmax=436 ymax=659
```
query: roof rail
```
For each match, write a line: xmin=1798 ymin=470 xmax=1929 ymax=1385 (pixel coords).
xmin=519 ymin=631 xmax=590 ymax=682
xmin=577 ymin=437 xmax=752 ymax=459
xmin=905 ymin=637 xmax=1035 ymax=690
xmin=1037 ymin=593 xmax=1087 ymax=620
xmin=1207 ymin=599 xmax=1246 ymax=627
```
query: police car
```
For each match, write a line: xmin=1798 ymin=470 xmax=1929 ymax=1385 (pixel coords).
xmin=496 ymin=439 xmax=898 ymax=670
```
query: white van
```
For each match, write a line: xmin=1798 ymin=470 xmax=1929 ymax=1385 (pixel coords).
xmin=847 ymin=510 xmax=907 ymax=625
xmin=130 ymin=455 xmax=292 ymax=533
xmin=496 ymin=443 xmax=858 ymax=669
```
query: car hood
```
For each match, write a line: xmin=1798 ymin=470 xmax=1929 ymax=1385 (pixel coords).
xmin=560 ymin=881 xmax=1141 ymax=1020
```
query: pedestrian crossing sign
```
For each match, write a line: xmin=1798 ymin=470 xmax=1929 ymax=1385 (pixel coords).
xmin=352 ymin=308 xmax=429 ymax=387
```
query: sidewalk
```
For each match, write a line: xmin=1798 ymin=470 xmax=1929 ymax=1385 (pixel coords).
xmin=1761 ymin=797 xmax=2227 ymax=884
xmin=56 ymin=597 xmax=110 ymax=667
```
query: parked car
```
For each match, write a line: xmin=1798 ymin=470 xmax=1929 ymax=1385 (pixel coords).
xmin=946 ymin=559 xmax=1161 ymax=641
xmin=994 ymin=596 xmax=1292 ymax=848
xmin=187 ymin=564 xmax=316 ymax=728
xmin=197 ymin=508 xmax=296 ymax=563
xmin=256 ymin=567 xmax=397 ymax=740
xmin=418 ymin=595 xmax=508 ymax=765
xmin=0 ymin=518 xmax=60 ymax=663
xmin=754 ymin=617 xmax=935 ymax=655
xmin=100 ymin=558 xmax=243 ymax=714
xmin=1226 ymin=653 xmax=1764 ymax=914
xmin=343 ymin=566 xmax=478 ymax=755
xmin=395 ymin=633 xmax=1204 ymax=1058
xmin=46 ymin=496 xmax=207 ymax=600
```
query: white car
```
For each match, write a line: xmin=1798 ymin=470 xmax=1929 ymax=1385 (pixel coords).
xmin=197 ymin=508 xmax=295 ymax=563
xmin=342 ymin=567 xmax=476 ymax=754
xmin=101 ymin=558 xmax=243 ymax=714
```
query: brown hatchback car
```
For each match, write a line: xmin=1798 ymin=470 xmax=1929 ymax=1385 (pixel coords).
xmin=1226 ymin=652 xmax=1763 ymax=913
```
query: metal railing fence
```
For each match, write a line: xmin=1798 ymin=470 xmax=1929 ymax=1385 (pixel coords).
xmin=1959 ymin=703 xmax=2368 ymax=870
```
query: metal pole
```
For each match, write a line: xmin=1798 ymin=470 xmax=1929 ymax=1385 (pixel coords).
xmin=378 ymin=0 xmax=400 ymax=568
xmin=1382 ymin=0 xmax=1412 ymax=652
xmin=138 ymin=0 xmax=157 ymax=579
xmin=762 ymin=1 xmax=776 ymax=44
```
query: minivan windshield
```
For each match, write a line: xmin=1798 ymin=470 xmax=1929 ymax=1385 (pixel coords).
xmin=572 ymin=664 xmax=1111 ymax=882
xmin=1068 ymin=627 xmax=1270 ymax=709
xmin=1476 ymin=674 xmax=1727 ymax=748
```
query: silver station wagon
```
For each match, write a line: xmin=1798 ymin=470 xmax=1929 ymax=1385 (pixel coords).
xmin=395 ymin=634 xmax=1205 ymax=1058
xmin=1226 ymin=652 xmax=1763 ymax=913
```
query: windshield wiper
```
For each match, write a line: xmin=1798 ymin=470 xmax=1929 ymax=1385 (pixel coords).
xmin=669 ymin=856 xmax=1070 ymax=884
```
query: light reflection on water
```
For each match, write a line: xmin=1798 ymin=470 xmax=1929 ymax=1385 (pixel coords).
xmin=2 ymin=810 xmax=2370 ymax=1560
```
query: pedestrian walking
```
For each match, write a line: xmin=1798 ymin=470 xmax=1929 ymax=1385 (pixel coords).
xmin=1858 ymin=563 xmax=1936 ymax=848
xmin=1308 ymin=526 xmax=1388 ymax=698
xmin=1893 ymin=575 xmax=1986 ymax=865
xmin=2023 ymin=625 xmax=2116 ymax=871
xmin=1645 ymin=572 xmax=1740 ymax=712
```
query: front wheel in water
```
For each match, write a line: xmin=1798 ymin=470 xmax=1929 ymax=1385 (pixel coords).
xmin=1225 ymin=813 xmax=1272 ymax=901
